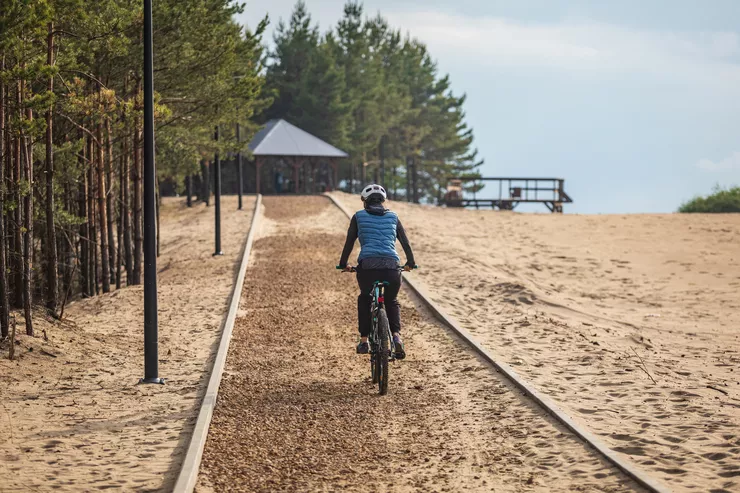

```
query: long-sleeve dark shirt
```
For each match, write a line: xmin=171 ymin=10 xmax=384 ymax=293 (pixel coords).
xmin=338 ymin=211 xmax=416 ymax=269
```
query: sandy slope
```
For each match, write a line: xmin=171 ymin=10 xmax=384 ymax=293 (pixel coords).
xmin=332 ymin=192 xmax=740 ymax=492
xmin=196 ymin=196 xmax=641 ymax=492
xmin=0 ymin=196 xmax=254 ymax=492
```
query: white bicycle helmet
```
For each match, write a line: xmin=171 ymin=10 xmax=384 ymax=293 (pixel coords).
xmin=361 ymin=184 xmax=387 ymax=201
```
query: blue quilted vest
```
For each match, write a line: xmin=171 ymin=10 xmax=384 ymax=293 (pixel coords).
xmin=356 ymin=209 xmax=399 ymax=262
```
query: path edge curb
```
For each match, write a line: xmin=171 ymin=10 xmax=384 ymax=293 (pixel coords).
xmin=172 ymin=194 xmax=262 ymax=493
xmin=325 ymin=192 xmax=670 ymax=493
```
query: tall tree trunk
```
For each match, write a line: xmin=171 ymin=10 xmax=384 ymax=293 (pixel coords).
xmin=78 ymin=134 xmax=89 ymax=298
xmin=116 ymin=206 xmax=122 ymax=289
xmin=196 ymin=164 xmax=202 ymax=201
xmin=12 ymin=81 xmax=23 ymax=308
xmin=412 ymin=155 xmax=419 ymax=204
xmin=379 ymin=136 xmax=386 ymax=189
xmin=22 ymin=96 xmax=34 ymax=335
xmin=3 ymin=116 xmax=10 ymax=312
xmin=123 ymin=129 xmax=132 ymax=285
xmin=116 ymin=140 xmax=123 ymax=289
xmin=105 ymin=118 xmax=115 ymax=286
xmin=185 ymin=175 xmax=192 ymax=207
xmin=44 ymin=23 xmax=58 ymax=314
xmin=0 ymin=55 xmax=8 ymax=338
xmin=132 ymin=117 xmax=142 ymax=285
xmin=349 ymin=160 xmax=354 ymax=194
xmin=202 ymin=160 xmax=210 ymax=206
xmin=405 ymin=156 xmax=411 ymax=202
xmin=87 ymin=136 xmax=98 ymax=296
xmin=121 ymin=76 xmax=133 ymax=285
xmin=3 ymin=129 xmax=9 ymax=301
xmin=61 ymin=136 xmax=72 ymax=298
xmin=392 ymin=164 xmax=397 ymax=200
xmin=96 ymin=117 xmax=110 ymax=293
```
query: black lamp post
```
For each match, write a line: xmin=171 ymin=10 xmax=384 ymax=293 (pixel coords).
xmin=236 ymin=120 xmax=243 ymax=210
xmin=213 ymin=124 xmax=223 ymax=256
xmin=141 ymin=0 xmax=163 ymax=384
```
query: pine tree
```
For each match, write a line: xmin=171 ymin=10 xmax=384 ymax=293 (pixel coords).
xmin=0 ymin=55 xmax=8 ymax=338
xmin=263 ymin=1 xmax=320 ymax=125
xmin=0 ymin=0 xmax=270 ymax=336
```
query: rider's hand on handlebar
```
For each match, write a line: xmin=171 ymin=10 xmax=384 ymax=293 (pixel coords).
xmin=342 ymin=265 xmax=355 ymax=272
xmin=403 ymin=264 xmax=416 ymax=272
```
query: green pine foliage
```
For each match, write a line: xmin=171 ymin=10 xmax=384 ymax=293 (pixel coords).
xmin=262 ymin=1 xmax=483 ymax=203
xmin=0 ymin=0 xmax=270 ymax=326
xmin=679 ymin=186 xmax=740 ymax=213
xmin=0 ymin=0 xmax=481 ymax=331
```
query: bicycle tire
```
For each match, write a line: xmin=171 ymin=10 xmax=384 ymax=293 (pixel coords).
xmin=377 ymin=308 xmax=390 ymax=395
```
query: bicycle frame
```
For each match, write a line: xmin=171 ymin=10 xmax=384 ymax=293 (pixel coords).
xmin=369 ymin=281 xmax=396 ymax=360
xmin=337 ymin=264 xmax=417 ymax=394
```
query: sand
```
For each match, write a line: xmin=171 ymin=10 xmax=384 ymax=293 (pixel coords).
xmin=196 ymin=196 xmax=642 ymax=492
xmin=0 ymin=196 xmax=254 ymax=492
xmin=332 ymin=192 xmax=740 ymax=492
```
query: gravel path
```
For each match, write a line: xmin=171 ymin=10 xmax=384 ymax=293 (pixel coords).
xmin=196 ymin=196 xmax=643 ymax=492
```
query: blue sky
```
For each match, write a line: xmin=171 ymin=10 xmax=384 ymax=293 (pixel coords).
xmin=236 ymin=0 xmax=740 ymax=213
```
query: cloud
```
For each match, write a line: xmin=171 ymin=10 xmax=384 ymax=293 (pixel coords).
xmin=383 ymin=11 xmax=740 ymax=87
xmin=696 ymin=151 xmax=740 ymax=172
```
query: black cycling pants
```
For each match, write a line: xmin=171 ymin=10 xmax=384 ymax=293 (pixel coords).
xmin=356 ymin=268 xmax=402 ymax=337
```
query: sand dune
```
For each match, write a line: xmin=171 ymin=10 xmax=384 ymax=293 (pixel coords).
xmin=0 ymin=197 xmax=254 ymax=491
xmin=332 ymin=192 xmax=740 ymax=492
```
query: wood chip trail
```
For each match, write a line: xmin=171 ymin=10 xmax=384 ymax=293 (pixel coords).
xmin=196 ymin=196 xmax=644 ymax=492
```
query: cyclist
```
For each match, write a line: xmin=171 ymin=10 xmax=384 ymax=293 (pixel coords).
xmin=338 ymin=184 xmax=416 ymax=359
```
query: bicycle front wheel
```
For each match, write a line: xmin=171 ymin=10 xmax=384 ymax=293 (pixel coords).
xmin=377 ymin=308 xmax=390 ymax=395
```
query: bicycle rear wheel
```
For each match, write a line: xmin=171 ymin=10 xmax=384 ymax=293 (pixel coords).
xmin=377 ymin=308 xmax=390 ymax=395
xmin=370 ymin=351 xmax=378 ymax=384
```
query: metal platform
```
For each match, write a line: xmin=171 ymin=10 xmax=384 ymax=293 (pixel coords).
xmin=444 ymin=177 xmax=573 ymax=213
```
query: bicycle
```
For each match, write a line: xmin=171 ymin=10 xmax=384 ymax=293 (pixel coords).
xmin=337 ymin=264 xmax=417 ymax=395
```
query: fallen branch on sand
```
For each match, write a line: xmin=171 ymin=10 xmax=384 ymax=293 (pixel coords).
xmin=707 ymin=385 xmax=728 ymax=396
xmin=630 ymin=347 xmax=657 ymax=384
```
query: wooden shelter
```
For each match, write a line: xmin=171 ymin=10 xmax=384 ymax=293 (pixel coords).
xmin=247 ymin=119 xmax=348 ymax=194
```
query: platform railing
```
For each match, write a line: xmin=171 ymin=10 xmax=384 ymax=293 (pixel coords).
xmin=444 ymin=177 xmax=573 ymax=213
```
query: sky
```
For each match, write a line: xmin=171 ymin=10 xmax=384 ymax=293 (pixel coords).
xmin=235 ymin=0 xmax=740 ymax=213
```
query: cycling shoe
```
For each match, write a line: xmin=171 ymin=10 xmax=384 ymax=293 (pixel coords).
xmin=393 ymin=335 xmax=406 ymax=360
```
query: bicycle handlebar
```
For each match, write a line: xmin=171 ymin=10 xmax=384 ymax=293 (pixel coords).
xmin=336 ymin=265 xmax=419 ymax=272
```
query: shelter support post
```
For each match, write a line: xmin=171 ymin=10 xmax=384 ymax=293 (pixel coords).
xmin=255 ymin=157 xmax=262 ymax=195
xmin=330 ymin=159 xmax=338 ymax=192
xmin=312 ymin=159 xmax=318 ymax=194
xmin=304 ymin=160 xmax=310 ymax=194
xmin=291 ymin=157 xmax=303 ymax=194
